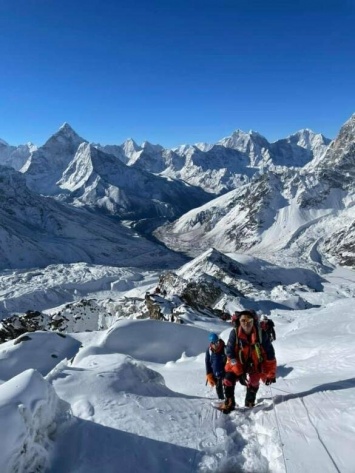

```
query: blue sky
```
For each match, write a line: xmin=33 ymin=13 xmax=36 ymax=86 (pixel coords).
xmin=0 ymin=0 xmax=354 ymax=147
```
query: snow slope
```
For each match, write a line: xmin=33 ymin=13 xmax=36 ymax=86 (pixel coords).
xmin=0 ymin=265 xmax=354 ymax=473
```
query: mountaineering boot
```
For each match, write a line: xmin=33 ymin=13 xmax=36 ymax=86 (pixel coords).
xmin=219 ymin=397 xmax=235 ymax=414
xmin=218 ymin=381 xmax=236 ymax=412
xmin=245 ymin=386 xmax=258 ymax=408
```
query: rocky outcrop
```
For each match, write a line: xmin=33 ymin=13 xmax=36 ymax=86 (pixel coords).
xmin=0 ymin=310 xmax=52 ymax=343
xmin=144 ymin=293 xmax=166 ymax=320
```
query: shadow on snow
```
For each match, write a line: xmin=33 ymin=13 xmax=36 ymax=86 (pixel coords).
xmin=50 ymin=416 xmax=204 ymax=473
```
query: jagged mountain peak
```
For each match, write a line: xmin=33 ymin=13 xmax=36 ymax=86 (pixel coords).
xmin=59 ymin=122 xmax=76 ymax=133
xmin=185 ymin=247 xmax=228 ymax=265
xmin=43 ymin=123 xmax=86 ymax=149
xmin=286 ymin=128 xmax=317 ymax=143
xmin=308 ymin=113 xmax=355 ymax=180
xmin=217 ymin=129 xmax=270 ymax=155
xmin=337 ymin=113 xmax=355 ymax=138
xmin=248 ymin=130 xmax=267 ymax=139
xmin=171 ymin=142 xmax=213 ymax=155
xmin=122 ymin=138 xmax=141 ymax=153
xmin=126 ymin=141 xmax=167 ymax=170
xmin=345 ymin=112 xmax=355 ymax=123
xmin=311 ymin=115 xmax=354 ymax=161
xmin=285 ymin=129 xmax=331 ymax=147
xmin=141 ymin=141 xmax=164 ymax=152
xmin=21 ymin=124 xmax=87 ymax=195
xmin=289 ymin=128 xmax=314 ymax=136
xmin=0 ymin=141 xmax=35 ymax=172
xmin=227 ymin=129 xmax=267 ymax=140
xmin=77 ymin=141 xmax=91 ymax=152
xmin=58 ymin=142 xmax=115 ymax=192
xmin=172 ymin=144 xmax=201 ymax=156
xmin=195 ymin=142 xmax=213 ymax=152
xmin=178 ymin=247 xmax=238 ymax=274
xmin=175 ymin=247 xmax=246 ymax=289
xmin=73 ymin=142 xmax=117 ymax=168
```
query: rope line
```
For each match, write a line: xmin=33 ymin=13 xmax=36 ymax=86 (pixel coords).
xmin=300 ymin=397 xmax=341 ymax=473
xmin=269 ymin=385 xmax=341 ymax=473
xmin=269 ymin=385 xmax=289 ymax=473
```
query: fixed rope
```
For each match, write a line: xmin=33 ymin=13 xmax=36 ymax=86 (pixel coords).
xmin=269 ymin=384 xmax=341 ymax=473
xmin=269 ymin=385 xmax=289 ymax=473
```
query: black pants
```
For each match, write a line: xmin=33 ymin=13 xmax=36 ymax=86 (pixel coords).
xmin=215 ymin=377 xmax=224 ymax=400
xmin=223 ymin=371 xmax=259 ymax=407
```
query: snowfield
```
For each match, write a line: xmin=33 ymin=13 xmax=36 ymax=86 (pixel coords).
xmin=0 ymin=264 xmax=354 ymax=473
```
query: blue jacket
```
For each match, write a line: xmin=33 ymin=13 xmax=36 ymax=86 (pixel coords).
xmin=205 ymin=339 xmax=226 ymax=378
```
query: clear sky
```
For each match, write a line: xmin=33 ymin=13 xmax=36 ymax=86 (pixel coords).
xmin=0 ymin=0 xmax=354 ymax=148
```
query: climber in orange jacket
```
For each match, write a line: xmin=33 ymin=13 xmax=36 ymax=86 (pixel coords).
xmin=220 ymin=310 xmax=276 ymax=413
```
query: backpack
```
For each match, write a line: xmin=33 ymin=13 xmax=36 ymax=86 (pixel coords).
xmin=231 ymin=312 xmax=241 ymax=327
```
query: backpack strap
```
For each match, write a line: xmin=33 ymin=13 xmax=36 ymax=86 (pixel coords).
xmin=234 ymin=327 xmax=239 ymax=345
xmin=254 ymin=316 xmax=264 ymax=362
xmin=236 ymin=324 xmax=264 ymax=364
xmin=257 ymin=323 xmax=263 ymax=344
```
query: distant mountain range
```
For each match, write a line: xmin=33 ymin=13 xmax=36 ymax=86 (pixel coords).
xmin=1 ymin=114 xmax=354 ymax=270
xmin=155 ymin=114 xmax=355 ymax=270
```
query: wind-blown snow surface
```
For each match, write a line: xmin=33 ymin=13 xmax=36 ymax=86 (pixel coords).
xmin=0 ymin=264 xmax=355 ymax=472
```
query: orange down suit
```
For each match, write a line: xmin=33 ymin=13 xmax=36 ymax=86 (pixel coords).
xmin=225 ymin=326 xmax=276 ymax=382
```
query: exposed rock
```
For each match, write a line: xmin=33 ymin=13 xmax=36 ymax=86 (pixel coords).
xmin=0 ymin=311 xmax=52 ymax=344
xmin=144 ymin=293 xmax=166 ymax=320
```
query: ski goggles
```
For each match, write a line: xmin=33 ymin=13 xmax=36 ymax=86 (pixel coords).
xmin=240 ymin=318 xmax=254 ymax=325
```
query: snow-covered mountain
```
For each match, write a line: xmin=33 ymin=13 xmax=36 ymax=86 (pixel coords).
xmin=57 ymin=142 xmax=210 ymax=219
xmin=217 ymin=128 xmax=330 ymax=167
xmin=272 ymin=128 xmax=330 ymax=166
xmin=303 ymin=113 xmax=355 ymax=196
xmin=120 ymin=129 xmax=330 ymax=195
xmin=0 ymin=165 xmax=187 ymax=270
xmin=1 ymin=115 xmax=353 ymax=273
xmin=21 ymin=123 xmax=87 ymax=195
xmin=160 ymin=145 xmax=254 ymax=194
xmin=93 ymin=142 xmax=128 ymax=164
xmin=126 ymin=140 xmax=165 ymax=169
xmin=18 ymin=126 xmax=210 ymax=222
xmin=1 ymin=114 xmax=355 ymax=473
xmin=154 ymin=171 xmax=288 ymax=257
xmin=154 ymin=114 xmax=355 ymax=270
xmin=3 ymin=122 xmax=331 ymax=200
xmin=0 ymin=139 xmax=36 ymax=171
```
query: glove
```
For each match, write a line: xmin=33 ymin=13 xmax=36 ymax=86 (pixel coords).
xmin=265 ymin=377 xmax=276 ymax=385
xmin=206 ymin=373 xmax=216 ymax=387
xmin=238 ymin=373 xmax=247 ymax=386
xmin=226 ymin=358 xmax=243 ymax=376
